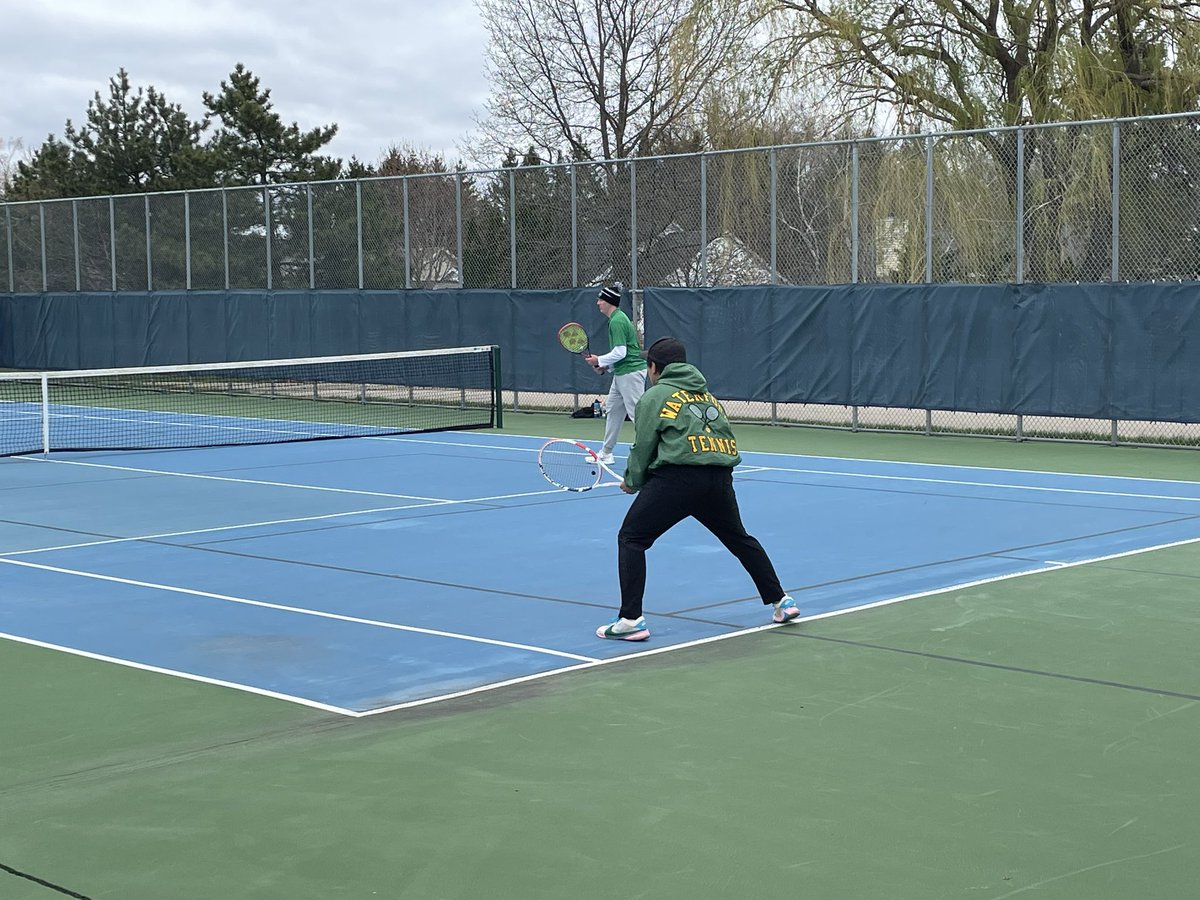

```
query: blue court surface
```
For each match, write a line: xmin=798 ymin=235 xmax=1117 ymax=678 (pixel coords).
xmin=3 ymin=431 xmax=1200 ymax=716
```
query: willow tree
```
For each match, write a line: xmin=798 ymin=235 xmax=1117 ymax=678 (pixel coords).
xmin=762 ymin=0 xmax=1200 ymax=280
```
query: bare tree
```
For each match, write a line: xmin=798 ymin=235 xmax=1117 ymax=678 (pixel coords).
xmin=0 ymin=137 xmax=23 ymax=198
xmin=475 ymin=0 xmax=763 ymax=162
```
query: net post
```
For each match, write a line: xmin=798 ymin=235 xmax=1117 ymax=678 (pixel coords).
xmin=40 ymin=375 xmax=50 ymax=455
xmin=491 ymin=344 xmax=503 ymax=429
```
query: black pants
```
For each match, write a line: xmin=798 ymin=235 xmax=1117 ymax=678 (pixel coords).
xmin=617 ymin=465 xmax=785 ymax=620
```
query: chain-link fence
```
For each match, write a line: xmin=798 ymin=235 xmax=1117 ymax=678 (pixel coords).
xmin=4 ymin=112 xmax=1200 ymax=447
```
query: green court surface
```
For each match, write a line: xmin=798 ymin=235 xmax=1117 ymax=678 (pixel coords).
xmin=3 ymin=419 xmax=1198 ymax=899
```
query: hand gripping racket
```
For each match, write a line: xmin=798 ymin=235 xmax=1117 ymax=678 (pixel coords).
xmin=538 ymin=439 xmax=623 ymax=492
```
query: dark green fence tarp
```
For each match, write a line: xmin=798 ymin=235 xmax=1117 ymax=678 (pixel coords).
xmin=3 ymin=283 xmax=1198 ymax=422
xmin=645 ymin=282 xmax=1200 ymax=423
xmin=0 ymin=289 xmax=612 ymax=396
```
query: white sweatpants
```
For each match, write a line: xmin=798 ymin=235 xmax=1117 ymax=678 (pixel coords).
xmin=602 ymin=370 xmax=647 ymax=456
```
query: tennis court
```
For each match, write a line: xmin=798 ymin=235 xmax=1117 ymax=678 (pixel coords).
xmin=2 ymin=361 xmax=1199 ymax=898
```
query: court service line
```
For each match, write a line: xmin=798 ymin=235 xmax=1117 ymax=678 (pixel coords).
xmin=19 ymin=456 xmax=453 ymax=502
xmin=739 ymin=465 xmax=1200 ymax=504
xmin=373 ymin=432 xmax=1200 ymax=487
xmin=0 ymin=501 xmax=455 ymax=556
xmin=0 ymin=630 xmax=357 ymax=716
xmin=0 ymin=557 xmax=598 ymax=664
xmin=371 ymin=435 xmax=1200 ymax=502
xmin=0 ymin=484 xmax=575 ymax=558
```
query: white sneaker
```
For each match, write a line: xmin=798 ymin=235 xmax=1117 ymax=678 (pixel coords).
xmin=596 ymin=617 xmax=650 ymax=641
xmin=596 ymin=451 xmax=615 ymax=465
xmin=772 ymin=595 xmax=800 ymax=624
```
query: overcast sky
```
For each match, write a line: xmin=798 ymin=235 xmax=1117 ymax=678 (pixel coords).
xmin=1 ymin=0 xmax=492 ymax=167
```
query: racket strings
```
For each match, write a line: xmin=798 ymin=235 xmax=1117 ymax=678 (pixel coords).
xmin=539 ymin=441 xmax=602 ymax=490
xmin=558 ymin=323 xmax=589 ymax=354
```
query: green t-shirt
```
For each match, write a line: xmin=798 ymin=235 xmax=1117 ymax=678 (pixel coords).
xmin=607 ymin=309 xmax=647 ymax=376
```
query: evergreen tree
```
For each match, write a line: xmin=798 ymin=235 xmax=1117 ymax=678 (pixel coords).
xmin=8 ymin=68 xmax=213 ymax=200
xmin=203 ymin=64 xmax=340 ymax=186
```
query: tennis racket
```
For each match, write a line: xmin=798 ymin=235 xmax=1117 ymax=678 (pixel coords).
xmin=557 ymin=322 xmax=591 ymax=359
xmin=538 ymin=439 xmax=623 ymax=492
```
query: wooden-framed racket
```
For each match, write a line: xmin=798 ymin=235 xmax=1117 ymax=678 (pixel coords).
xmin=538 ymin=439 xmax=623 ymax=492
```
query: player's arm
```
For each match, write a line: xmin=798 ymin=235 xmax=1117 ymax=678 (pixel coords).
xmin=622 ymin=393 xmax=659 ymax=492
xmin=592 ymin=345 xmax=627 ymax=369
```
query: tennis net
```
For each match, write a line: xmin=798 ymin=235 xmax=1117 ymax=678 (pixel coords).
xmin=0 ymin=346 xmax=501 ymax=456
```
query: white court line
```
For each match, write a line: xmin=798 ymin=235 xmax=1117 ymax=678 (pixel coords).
xmin=375 ymin=431 xmax=1200 ymax=488
xmin=0 ymin=556 xmax=598 ymax=665
xmin=6 ymin=402 xmax=389 ymax=440
xmin=0 ymin=485 xmax=569 ymax=557
xmin=18 ymin=456 xmax=451 ymax=502
xmin=0 ymin=500 xmax=451 ymax=556
xmin=356 ymin=532 xmax=1200 ymax=716
xmin=4 ymin=529 xmax=1200 ymax=717
xmin=734 ymin=464 xmax=1200 ymax=504
xmin=374 ymin=434 xmax=1200 ymax=500
xmin=0 ymin=631 xmax=355 ymax=716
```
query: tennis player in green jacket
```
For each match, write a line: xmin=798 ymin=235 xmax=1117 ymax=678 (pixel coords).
xmin=582 ymin=283 xmax=646 ymax=466
xmin=596 ymin=336 xmax=799 ymax=641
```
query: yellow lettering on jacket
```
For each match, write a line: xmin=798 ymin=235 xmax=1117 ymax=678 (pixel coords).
xmin=682 ymin=435 xmax=739 ymax=456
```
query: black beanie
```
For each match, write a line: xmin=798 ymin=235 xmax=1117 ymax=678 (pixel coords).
xmin=598 ymin=285 xmax=622 ymax=306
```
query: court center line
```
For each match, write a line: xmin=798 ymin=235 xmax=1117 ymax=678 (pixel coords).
xmin=0 ymin=557 xmax=598 ymax=664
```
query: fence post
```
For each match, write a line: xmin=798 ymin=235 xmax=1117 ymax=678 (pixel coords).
xmin=630 ymin=158 xmax=638 ymax=291
xmin=570 ymin=164 xmax=578 ymax=287
xmin=402 ymin=177 xmax=412 ymax=290
xmin=1016 ymin=128 xmax=1025 ymax=284
xmin=109 ymin=197 xmax=117 ymax=291
xmin=39 ymin=202 xmax=47 ymax=292
xmin=307 ymin=184 xmax=315 ymax=290
xmin=263 ymin=187 xmax=272 ymax=291
xmin=222 ymin=189 xmax=230 ymax=290
xmin=924 ymin=135 xmax=933 ymax=283
xmin=699 ymin=153 xmax=708 ymax=286
xmin=4 ymin=205 xmax=13 ymax=292
xmin=185 ymin=192 xmax=192 ymax=290
xmin=455 ymin=173 xmax=464 ymax=287
xmin=72 ymin=199 xmax=81 ymax=292
xmin=1111 ymin=122 xmax=1120 ymax=281
xmin=144 ymin=195 xmax=152 ymax=291
xmin=355 ymin=180 xmax=364 ymax=290
xmin=770 ymin=148 xmax=778 ymax=284
xmin=508 ymin=168 xmax=516 ymax=289
xmin=851 ymin=142 xmax=859 ymax=284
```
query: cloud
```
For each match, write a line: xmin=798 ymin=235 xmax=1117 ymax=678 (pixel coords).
xmin=0 ymin=0 xmax=491 ymax=167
